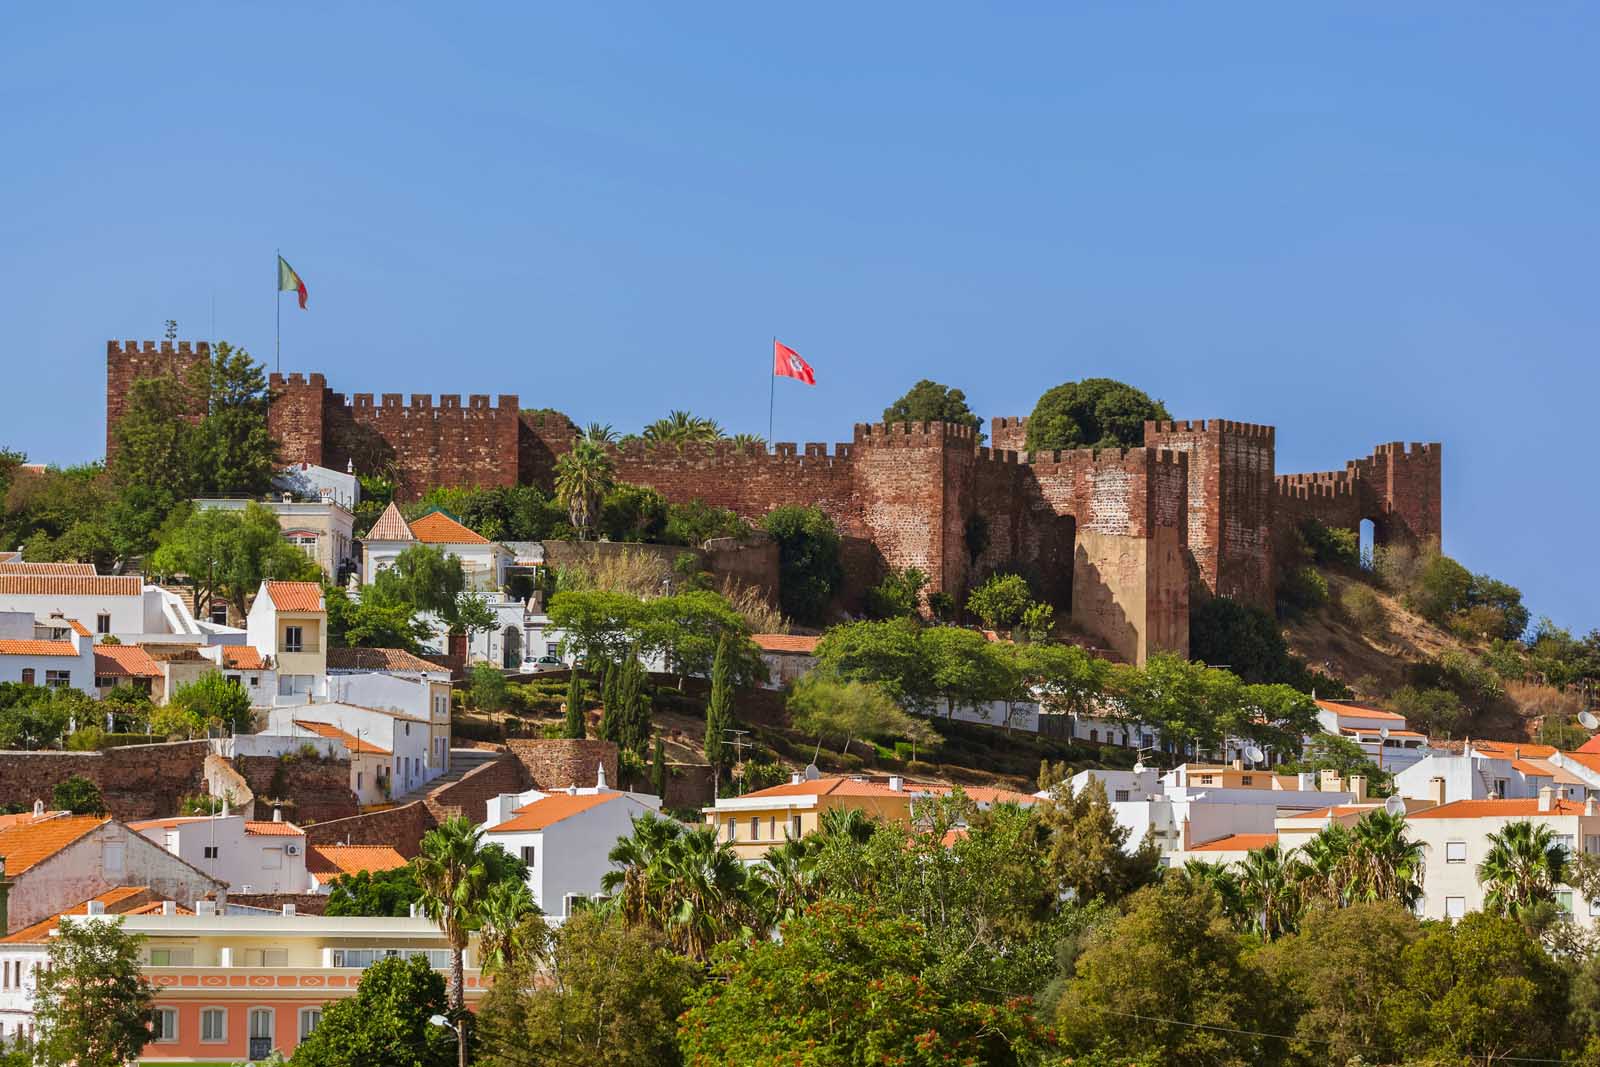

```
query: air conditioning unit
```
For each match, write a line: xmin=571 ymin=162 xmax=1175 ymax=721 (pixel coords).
xmin=286 ymin=844 xmax=300 ymax=856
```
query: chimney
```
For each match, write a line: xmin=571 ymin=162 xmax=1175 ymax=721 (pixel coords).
xmin=162 ymin=901 xmax=176 ymax=916
xmin=220 ymin=796 xmax=230 ymax=818
xmin=272 ymin=807 xmax=283 ymax=823
xmin=0 ymin=856 xmax=9 ymax=934
xmin=1297 ymin=772 xmax=1315 ymax=792
xmin=282 ymin=903 xmax=296 ymax=917
xmin=1539 ymin=786 xmax=1554 ymax=813
xmin=596 ymin=762 xmax=609 ymax=792
xmin=86 ymin=900 xmax=106 ymax=916
xmin=1586 ymin=796 xmax=1597 ymax=817
xmin=888 ymin=776 xmax=904 ymax=792
xmin=1320 ymin=769 xmax=1344 ymax=792
xmin=1349 ymin=775 xmax=1368 ymax=803
xmin=1429 ymin=777 xmax=1447 ymax=806
xmin=1230 ymin=758 xmax=1243 ymax=771
xmin=790 ymin=772 xmax=803 ymax=785
xmin=31 ymin=799 xmax=43 ymax=817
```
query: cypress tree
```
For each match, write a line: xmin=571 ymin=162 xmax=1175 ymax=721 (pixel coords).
xmin=650 ymin=734 xmax=668 ymax=798
xmin=563 ymin=669 xmax=585 ymax=739
xmin=705 ymin=634 xmax=732 ymax=781
xmin=597 ymin=660 xmax=620 ymax=743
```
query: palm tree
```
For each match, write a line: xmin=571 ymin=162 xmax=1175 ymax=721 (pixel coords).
xmin=1347 ymin=811 xmax=1425 ymax=909
xmin=475 ymin=879 xmax=546 ymax=975
xmin=1478 ymin=819 xmax=1569 ymax=920
xmin=643 ymin=410 xmax=724 ymax=445
xmin=755 ymin=837 xmax=821 ymax=927
xmin=413 ymin=815 xmax=495 ymax=1020
xmin=1235 ymin=844 xmax=1303 ymax=941
xmin=729 ymin=432 xmax=766 ymax=451
xmin=818 ymin=806 xmax=877 ymax=845
xmin=583 ymin=421 xmax=617 ymax=443
xmin=553 ymin=438 xmax=615 ymax=538
xmin=601 ymin=812 xmax=684 ymax=926
xmin=1180 ymin=859 xmax=1247 ymax=926
xmin=1296 ymin=823 xmax=1355 ymax=906
xmin=656 ymin=825 xmax=754 ymax=960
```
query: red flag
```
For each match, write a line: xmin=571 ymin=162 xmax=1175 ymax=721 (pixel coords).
xmin=773 ymin=340 xmax=815 ymax=385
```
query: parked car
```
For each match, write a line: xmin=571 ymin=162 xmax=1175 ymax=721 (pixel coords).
xmin=527 ymin=655 xmax=565 ymax=672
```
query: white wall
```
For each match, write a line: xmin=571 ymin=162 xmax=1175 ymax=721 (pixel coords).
xmin=136 ymin=816 xmax=311 ymax=894
xmin=485 ymin=795 xmax=659 ymax=919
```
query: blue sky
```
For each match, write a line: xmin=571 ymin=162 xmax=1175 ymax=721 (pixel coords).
xmin=1 ymin=4 xmax=1596 ymax=633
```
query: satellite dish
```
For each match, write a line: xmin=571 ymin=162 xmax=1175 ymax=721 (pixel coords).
xmin=1378 ymin=727 xmax=1391 ymax=741
xmin=1384 ymin=795 xmax=1407 ymax=817
xmin=1132 ymin=761 xmax=1146 ymax=774
xmin=802 ymin=764 xmax=821 ymax=780
xmin=1244 ymin=744 xmax=1265 ymax=765
xmin=1580 ymin=711 xmax=1599 ymax=731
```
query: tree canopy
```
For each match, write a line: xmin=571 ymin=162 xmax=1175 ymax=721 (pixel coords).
xmin=881 ymin=379 xmax=982 ymax=435
xmin=288 ymin=955 xmax=456 ymax=1067
xmin=1025 ymin=377 xmax=1171 ymax=452
xmin=32 ymin=917 xmax=154 ymax=1067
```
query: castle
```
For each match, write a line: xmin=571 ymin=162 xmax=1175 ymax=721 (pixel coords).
xmin=106 ymin=340 xmax=1442 ymax=664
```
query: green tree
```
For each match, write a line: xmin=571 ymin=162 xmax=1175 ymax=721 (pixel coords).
xmin=563 ymin=669 xmax=586 ymax=739
xmin=474 ymin=879 xmax=546 ymax=976
xmin=642 ymin=410 xmax=724 ymax=445
xmin=760 ymin=505 xmax=842 ymax=624
xmin=325 ymin=583 xmax=431 ymax=651
xmin=170 ymin=670 xmax=253 ymax=734
xmin=881 ymin=379 xmax=982 ymax=434
xmin=1055 ymin=878 xmax=1284 ymax=1067
xmin=1390 ymin=684 xmax=1466 ymax=738
xmin=1035 ymin=770 xmax=1158 ymax=904
xmin=922 ymin=625 xmax=1017 ymax=720
xmin=1235 ymin=843 xmax=1303 ymax=941
xmin=149 ymin=501 xmax=321 ymax=616
xmin=546 ymin=589 xmax=644 ymax=664
xmin=1386 ymin=911 xmax=1568 ymax=1065
xmin=1408 ymin=549 xmax=1474 ymax=623
xmin=598 ymin=483 xmax=670 ymax=542
xmin=813 ymin=618 xmax=933 ymax=708
xmin=1253 ymin=901 xmax=1420 ymax=1067
xmin=477 ymin=910 xmax=697 ymax=1067
xmin=786 ymin=675 xmax=918 ymax=756
xmin=639 ymin=590 xmax=761 ymax=687
xmin=32 ymin=917 xmax=154 ymax=1067
xmin=366 ymin=542 xmax=494 ymax=638
xmin=468 ymin=662 xmax=509 ymax=713
xmin=1025 ymin=377 xmax=1171 ymax=452
xmin=680 ymin=900 xmax=1050 ymax=1066
xmin=413 ymin=815 xmax=498 ymax=1022
xmin=862 ymin=565 xmax=928 ymax=620
xmin=51 ymin=773 xmax=105 ymax=814
xmin=553 ymin=438 xmax=616 ymax=538
xmin=1478 ymin=819 xmax=1569 ymax=922
xmin=965 ymin=572 xmax=1033 ymax=630
xmin=324 ymin=866 xmax=424 ymax=917
xmin=650 ymin=734 xmax=668 ymax=798
xmin=192 ymin=341 xmax=278 ymax=496
xmin=287 ymin=955 xmax=455 ymax=1067
xmin=704 ymin=634 xmax=733 ymax=780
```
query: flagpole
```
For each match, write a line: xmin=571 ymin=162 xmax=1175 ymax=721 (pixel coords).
xmin=767 ymin=337 xmax=776 ymax=446
xmin=275 ymin=248 xmax=281 ymax=374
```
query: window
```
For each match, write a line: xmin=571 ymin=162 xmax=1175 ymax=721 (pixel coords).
xmin=1445 ymin=841 xmax=1467 ymax=863
xmin=103 ymin=842 xmax=124 ymax=874
xmin=248 ymin=675 xmax=259 ymax=686
xmin=1558 ymin=890 xmax=1575 ymax=914
xmin=791 ymin=815 xmax=802 ymax=839
xmin=152 ymin=1007 xmax=178 ymax=1042
xmin=148 ymin=948 xmax=194 ymax=966
xmin=356 ymin=771 xmax=363 ymax=791
xmin=1114 ymin=789 xmax=1130 ymax=803
xmin=749 ymin=817 xmax=760 ymax=841
xmin=521 ymin=846 xmax=536 ymax=866
xmin=298 ymin=1008 xmax=322 ymax=1041
xmin=1586 ymin=835 xmax=1600 ymax=855
xmin=723 ymin=820 xmax=734 ymax=843
xmin=1241 ymin=776 xmax=1254 ymax=786
xmin=283 ymin=626 xmax=304 ymax=653
xmin=201 ymin=1007 xmax=227 ymax=1043
xmin=96 ymin=613 xmax=111 ymax=635
xmin=44 ymin=670 xmax=70 ymax=688
xmin=1494 ymin=779 xmax=1508 ymax=796
xmin=1199 ymin=775 xmax=1215 ymax=785
xmin=262 ymin=848 xmax=283 ymax=870
xmin=249 ymin=1008 xmax=275 ymax=1058
xmin=331 ymin=948 xmax=449 ymax=969
xmin=241 ymin=948 xmax=288 ymax=967
xmin=19 ymin=669 xmax=32 ymax=686
xmin=278 ymin=674 xmax=312 ymax=697
xmin=95 ymin=675 xmax=117 ymax=688
xmin=1444 ymin=896 xmax=1466 ymax=919
xmin=203 ymin=845 xmax=219 ymax=860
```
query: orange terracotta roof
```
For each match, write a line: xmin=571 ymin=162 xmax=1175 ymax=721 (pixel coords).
xmin=940 ymin=827 xmax=969 ymax=847
xmin=1191 ymin=832 xmax=1279 ymax=852
xmin=408 ymin=510 xmax=490 ymax=545
xmin=0 ymin=810 xmax=65 ymax=830
xmin=1472 ymin=741 xmax=1559 ymax=760
xmin=66 ymin=618 xmax=93 ymax=636
xmin=293 ymin=719 xmax=391 ymax=755
xmin=0 ymin=575 xmax=141 ymax=596
xmin=486 ymin=792 xmax=621 ymax=832
xmin=265 ymin=581 xmax=324 ymax=612
xmin=122 ymin=900 xmax=192 ymax=916
xmin=1316 ymin=700 xmax=1406 ymax=721
xmin=0 ymin=815 xmax=109 ymax=874
xmin=220 ymin=645 xmax=269 ymax=670
xmin=0 ymin=887 xmax=166 ymax=944
xmin=752 ymin=634 xmax=820 ymax=654
xmin=0 ymin=639 xmax=80 ymax=657
xmin=1410 ymin=797 xmax=1590 ymax=819
xmin=1513 ymin=759 xmax=1554 ymax=776
xmin=366 ymin=502 xmax=415 ymax=542
xmin=0 ymin=562 xmax=97 ymax=575
xmin=307 ymin=844 xmax=407 ymax=877
xmin=95 ymin=644 xmax=162 ymax=678
xmin=326 ymin=647 xmax=444 ymax=673
xmin=1280 ymin=804 xmax=1382 ymax=821
xmin=931 ymin=785 xmax=1038 ymax=806
xmin=245 ymin=820 xmax=304 ymax=836
xmin=1576 ymin=734 xmax=1600 ymax=755
xmin=740 ymin=776 xmax=928 ymax=800
xmin=128 ymin=816 xmax=213 ymax=831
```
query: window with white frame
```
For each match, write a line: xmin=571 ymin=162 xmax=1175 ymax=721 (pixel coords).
xmin=201 ymin=1007 xmax=227 ymax=1043
xmin=96 ymin=613 xmax=111 ymax=635
xmin=148 ymin=948 xmax=194 ymax=966
xmin=283 ymin=626 xmax=304 ymax=653
xmin=1558 ymin=890 xmax=1575 ymax=914
xmin=299 ymin=1008 xmax=322 ymax=1041
xmin=44 ymin=670 xmax=70 ymax=688
xmin=152 ymin=1007 xmax=178 ymax=1042
xmin=249 ymin=1008 xmax=275 ymax=1048
xmin=1444 ymin=896 xmax=1466 ymax=919
xmin=1445 ymin=841 xmax=1467 ymax=863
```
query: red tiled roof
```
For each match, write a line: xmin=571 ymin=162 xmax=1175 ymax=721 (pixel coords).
xmin=66 ymin=618 xmax=93 ymax=636
xmin=408 ymin=510 xmax=490 ymax=545
xmin=1472 ymin=740 xmax=1559 ymax=760
xmin=0 ymin=575 xmax=140 ymax=596
xmin=0 ymin=562 xmax=98 ymax=575
xmin=1409 ymin=797 xmax=1589 ymax=819
xmin=307 ymin=844 xmax=407 ymax=877
xmin=245 ymin=820 xmax=305 ymax=837
xmin=0 ymin=639 xmax=80 ymax=657
xmin=487 ymin=792 xmax=621 ymax=832
xmin=0 ymin=810 xmax=66 ymax=830
xmin=293 ymin=719 xmax=391 ymax=755
xmin=1191 ymin=832 xmax=1279 ymax=852
xmin=1315 ymin=699 xmax=1407 ymax=721
xmin=0 ymin=816 xmax=109 ymax=875
xmin=326 ymin=647 xmax=444 ymax=672
xmin=740 ymin=776 xmax=928 ymax=800
xmin=0 ymin=888 xmax=176 ymax=944
xmin=94 ymin=644 xmax=162 ymax=678
xmin=265 ymin=581 xmax=324 ymax=612
xmin=366 ymin=502 xmax=415 ymax=542
xmin=1513 ymin=759 xmax=1554 ymax=776
xmin=752 ymin=634 xmax=820 ymax=654
xmin=220 ymin=645 xmax=269 ymax=670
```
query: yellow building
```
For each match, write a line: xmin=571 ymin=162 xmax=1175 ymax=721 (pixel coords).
xmin=247 ymin=581 xmax=326 ymax=701
xmin=704 ymin=773 xmax=1035 ymax=862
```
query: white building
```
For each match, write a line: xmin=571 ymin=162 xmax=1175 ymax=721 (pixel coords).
xmin=0 ymin=622 xmax=96 ymax=693
xmin=263 ymin=702 xmax=434 ymax=806
xmin=1314 ymin=699 xmax=1434 ymax=772
xmin=482 ymin=768 xmax=661 ymax=920
xmin=1394 ymin=742 xmax=1590 ymax=807
xmin=196 ymin=497 xmax=356 ymax=584
xmin=273 ymin=461 xmax=361 ymax=512
xmin=246 ymin=581 xmax=328 ymax=705
xmin=130 ymin=812 xmax=311 ymax=895
xmin=0 ymin=573 xmax=233 ymax=646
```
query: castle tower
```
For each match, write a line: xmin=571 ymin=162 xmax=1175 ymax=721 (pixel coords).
xmin=105 ymin=340 xmax=210 ymax=456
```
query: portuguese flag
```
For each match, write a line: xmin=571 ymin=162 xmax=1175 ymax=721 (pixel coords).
xmin=278 ymin=255 xmax=308 ymax=309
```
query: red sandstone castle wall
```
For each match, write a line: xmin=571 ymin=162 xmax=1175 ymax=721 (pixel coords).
xmin=990 ymin=416 xmax=1030 ymax=453
xmin=1274 ymin=441 xmax=1442 ymax=549
xmin=106 ymin=340 xmax=210 ymax=456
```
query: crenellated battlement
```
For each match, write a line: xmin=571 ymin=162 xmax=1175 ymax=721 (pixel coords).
xmin=1276 ymin=478 xmax=1357 ymax=501
xmin=270 ymin=372 xmax=329 ymax=390
xmin=1147 ymin=418 xmax=1275 ymax=440
xmin=608 ymin=438 xmax=853 ymax=466
xmin=110 ymin=339 xmax=210 ymax=359
xmin=1368 ymin=441 xmax=1440 ymax=459
xmin=852 ymin=420 xmax=978 ymax=446
xmin=335 ymin=391 xmax=521 ymax=416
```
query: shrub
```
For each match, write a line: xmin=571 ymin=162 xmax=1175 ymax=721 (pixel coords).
xmin=1301 ymin=520 xmax=1360 ymax=567
xmin=1390 ymin=686 xmax=1466 ymax=739
xmin=865 ymin=567 xmax=928 ymax=620
xmin=1278 ymin=566 xmax=1330 ymax=614
xmin=761 ymin=506 xmax=843 ymax=624
xmin=1341 ymin=584 xmax=1387 ymax=637
xmin=965 ymin=573 xmax=1033 ymax=630
xmin=64 ymin=726 xmax=106 ymax=751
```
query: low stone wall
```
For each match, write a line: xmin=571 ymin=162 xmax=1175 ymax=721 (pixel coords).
xmin=0 ymin=741 xmax=209 ymax=819
xmin=226 ymin=893 xmax=330 ymax=915
xmin=235 ymin=753 xmax=360 ymax=824
xmin=424 ymin=754 xmax=527 ymax=824
xmin=303 ymin=801 xmax=435 ymax=857
xmin=505 ymin=738 xmax=618 ymax=791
